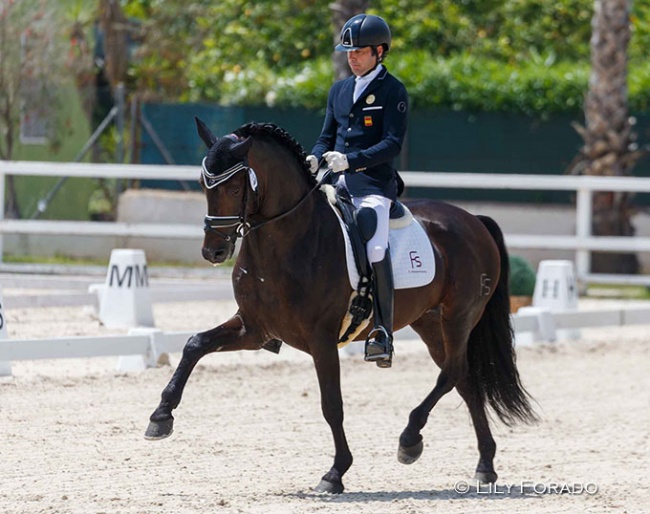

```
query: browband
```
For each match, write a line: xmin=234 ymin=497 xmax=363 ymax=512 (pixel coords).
xmin=201 ymin=158 xmax=247 ymax=189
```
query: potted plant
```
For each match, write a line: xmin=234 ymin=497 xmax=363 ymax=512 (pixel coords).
xmin=509 ymin=255 xmax=536 ymax=312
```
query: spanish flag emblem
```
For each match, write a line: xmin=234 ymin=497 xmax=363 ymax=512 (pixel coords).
xmin=364 ymin=116 xmax=373 ymax=127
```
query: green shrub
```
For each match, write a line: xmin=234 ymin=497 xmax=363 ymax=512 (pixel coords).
xmin=509 ymin=255 xmax=537 ymax=296
xmin=127 ymin=0 xmax=650 ymax=117
xmin=226 ymin=53 xmax=650 ymax=118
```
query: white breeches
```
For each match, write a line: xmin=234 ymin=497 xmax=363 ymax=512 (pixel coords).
xmin=352 ymin=195 xmax=391 ymax=264
xmin=335 ymin=174 xmax=392 ymax=264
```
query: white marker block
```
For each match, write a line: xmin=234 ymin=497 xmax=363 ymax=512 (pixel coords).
xmin=533 ymin=260 xmax=578 ymax=310
xmin=532 ymin=260 xmax=580 ymax=340
xmin=98 ymin=249 xmax=154 ymax=328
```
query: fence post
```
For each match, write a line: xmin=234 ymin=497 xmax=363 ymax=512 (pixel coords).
xmin=117 ymin=327 xmax=166 ymax=371
xmin=0 ymin=287 xmax=11 ymax=376
xmin=575 ymin=188 xmax=592 ymax=285
xmin=0 ymin=167 xmax=5 ymax=261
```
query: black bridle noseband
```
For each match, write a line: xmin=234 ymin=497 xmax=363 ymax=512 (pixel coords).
xmin=202 ymin=156 xmax=329 ymax=243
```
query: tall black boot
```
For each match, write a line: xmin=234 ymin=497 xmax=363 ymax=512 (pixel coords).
xmin=364 ymin=252 xmax=394 ymax=368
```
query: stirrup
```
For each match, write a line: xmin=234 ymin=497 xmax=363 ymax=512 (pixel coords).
xmin=364 ymin=327 xmax=393 ymax=368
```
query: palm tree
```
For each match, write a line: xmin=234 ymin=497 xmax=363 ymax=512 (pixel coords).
xmin=330 ymin=0 xmax=369 ymax=81
xmin=571 ymin=0 xmax=646 ymax=274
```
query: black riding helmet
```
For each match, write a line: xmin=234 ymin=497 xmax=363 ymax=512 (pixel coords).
xmin=335 ymin=14 xmax=391 ymax=55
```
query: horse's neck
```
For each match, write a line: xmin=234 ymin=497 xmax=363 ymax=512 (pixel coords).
xmin=256 ymin=163 xmax=308 ymax=220
xmin=243 ymin=150 xmax=344 ymax=273
xmin=241 ymin=193 xmax=342 ymax=272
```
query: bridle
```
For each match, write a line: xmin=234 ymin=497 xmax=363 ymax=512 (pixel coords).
xmin=202 ymin=155 xmax=330 ymax=243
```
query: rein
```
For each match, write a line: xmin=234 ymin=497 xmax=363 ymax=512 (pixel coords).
xmin=203 ymin=158 xmax=331 ymax=242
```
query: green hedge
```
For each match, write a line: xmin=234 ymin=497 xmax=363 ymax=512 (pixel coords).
xmin=127 ymin=0 xmax=650 ymax=117
xmin=201 ymin=53 xmax=650 ymax=118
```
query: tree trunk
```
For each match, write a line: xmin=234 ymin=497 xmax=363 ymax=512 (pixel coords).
xmin=329 ymin=0 xmax=369 ymax=81
xmin=572 ymin=0 xmax=643 ymax=274
xmin=99 ymin=0 xmax=130 ymax=91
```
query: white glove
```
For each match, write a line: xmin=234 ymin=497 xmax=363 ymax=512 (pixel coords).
xmin=306 ymin=154 xmax=318 ymax=174
xmin=323 ymin=151 xmax=349 ymax=173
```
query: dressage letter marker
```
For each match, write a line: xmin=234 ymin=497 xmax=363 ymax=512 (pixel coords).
xmin=532 ymin=260 xmax=580 ymax=341
xmin=98 ymin=249 xmax=155 ymax=329
xmin=533 ymin=260 xmax=578 ymax=311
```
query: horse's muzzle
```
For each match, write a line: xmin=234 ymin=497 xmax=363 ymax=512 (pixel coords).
xmin=202 ymin=244 xmax=234 ymax=264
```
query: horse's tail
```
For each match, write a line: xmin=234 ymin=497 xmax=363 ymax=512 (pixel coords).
xmin=467 ymin=215 xmax=538 ymax=426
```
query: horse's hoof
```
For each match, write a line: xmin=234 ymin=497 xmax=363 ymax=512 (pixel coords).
xmin=474 ymin=470 xmax=498 ymax=484
xmin=144 ymin=418 xmax=174 ymax=440
xmin=314 ymin=478 xmax=344 ymax=494
xmin=397 ymin=440 xmax=424 ymax=464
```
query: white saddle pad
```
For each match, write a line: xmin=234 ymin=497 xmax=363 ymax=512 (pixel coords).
xmin=328 ymin=202 xmax=436 ymax=290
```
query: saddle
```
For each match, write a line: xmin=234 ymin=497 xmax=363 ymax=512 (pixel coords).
xmin=261 ymin=184 xmax=433 ymax=353
xmin=330 ymin=185 xmax=410 ymax=345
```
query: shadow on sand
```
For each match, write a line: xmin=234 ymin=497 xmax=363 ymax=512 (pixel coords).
xmin=280 ymin=484 xmax=544 ymax=503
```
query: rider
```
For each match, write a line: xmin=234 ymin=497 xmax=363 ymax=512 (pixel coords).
xmin=306 ymin=13 xmax=409 ymax=368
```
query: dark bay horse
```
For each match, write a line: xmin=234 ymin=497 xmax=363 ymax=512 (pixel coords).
xmin=145 ymin=119 xmax=537 ymax=494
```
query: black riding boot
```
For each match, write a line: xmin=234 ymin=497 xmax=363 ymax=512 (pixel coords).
xmin=365 ymin=253 xmax=394 ymax=368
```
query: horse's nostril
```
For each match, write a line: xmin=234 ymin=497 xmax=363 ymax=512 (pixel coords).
xmin=202 ymin=246 xmax=229 ymax=263
xmin=202 ymin=247 xmax=216 ymax=263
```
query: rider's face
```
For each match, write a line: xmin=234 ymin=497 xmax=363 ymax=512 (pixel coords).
xmin=347 ymin=46 xmax=381 ymax=77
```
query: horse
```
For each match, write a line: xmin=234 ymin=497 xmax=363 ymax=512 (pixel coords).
xmin=145 ymin=118 xmax=537 ymax=494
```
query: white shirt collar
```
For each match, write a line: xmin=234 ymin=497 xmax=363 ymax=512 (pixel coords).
xmin=353 ymin=64 xmax=384 ymax=103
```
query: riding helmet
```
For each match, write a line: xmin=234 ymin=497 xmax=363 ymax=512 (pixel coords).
xmin=335 ymin=14 xmax=391 ymax=54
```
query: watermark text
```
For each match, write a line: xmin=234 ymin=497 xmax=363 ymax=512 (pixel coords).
xmin=454 ymin=480 xmax=599 ymax=496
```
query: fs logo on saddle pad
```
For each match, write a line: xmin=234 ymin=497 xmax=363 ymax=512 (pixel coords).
xmin=329 ymin=202 xmax=436 ymax=290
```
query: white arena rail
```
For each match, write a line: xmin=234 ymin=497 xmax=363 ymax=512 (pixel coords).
xmin=3 ymin=161 xmax=650 ymax=285
xmin=0 ymin=329 xmax=193 ymax=373
xmin=2 ymin=306 xmax=650 ymax=371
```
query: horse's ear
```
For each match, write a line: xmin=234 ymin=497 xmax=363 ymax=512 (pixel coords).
xmin=195 ymin=117 xmax=217 ymax=148
xmin=232 ymin=136 xmax=253 ymax=158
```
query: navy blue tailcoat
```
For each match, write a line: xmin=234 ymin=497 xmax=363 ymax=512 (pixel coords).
xmin=311 ymin=66 xmax=408 ymax=201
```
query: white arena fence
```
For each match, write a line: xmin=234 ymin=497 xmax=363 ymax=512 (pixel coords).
xmin=2 ymin=306 xmax=650 ymax=371
xmin=0 ymin=328 xmax=193 ymax=369
xmin=2 ymin=161 xmax=650 ymax=374
xmin=3 ymin=161 xmax=650 ymax=286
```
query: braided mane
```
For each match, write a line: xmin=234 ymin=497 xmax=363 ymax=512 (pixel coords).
xmin=234 ymin=122 xmax=316 ymax=186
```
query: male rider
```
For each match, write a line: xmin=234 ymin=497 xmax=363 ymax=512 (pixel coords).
xmin=307 ymin=14 xmax=409 ymax=368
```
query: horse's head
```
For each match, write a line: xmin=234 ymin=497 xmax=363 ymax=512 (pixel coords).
xmin=195 ymin=117 xmax=319 ymax=264
xmin=196 ymin=117 xmax=254 ymax=264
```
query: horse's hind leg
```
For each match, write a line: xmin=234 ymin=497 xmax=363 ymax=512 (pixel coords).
xmin=397 ymin=311 xmax=471 ymax=465
xmin=145 ymin=313 xmax=261 ymax=440
xmin=454 ymin=378 xmax=498 ymax=483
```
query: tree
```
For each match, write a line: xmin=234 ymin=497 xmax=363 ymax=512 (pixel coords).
xmin=99 ymin=0 xmax=131 ymax=91
xmin=0 ymin=0 xmax=67 ymax=218
xmin=127 ymin=0 xmax=332 ymax=103
xmin=570 ymin=0 xmax=647 ymax=274
xmin=329 ymin=0 xmax=369 ymax=81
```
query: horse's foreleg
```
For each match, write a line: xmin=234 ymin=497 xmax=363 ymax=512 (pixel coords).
xmin=311 ymin=346 xmax=352 ymax=494
xmin=145 ymin=313 xmax=260 ymax=440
